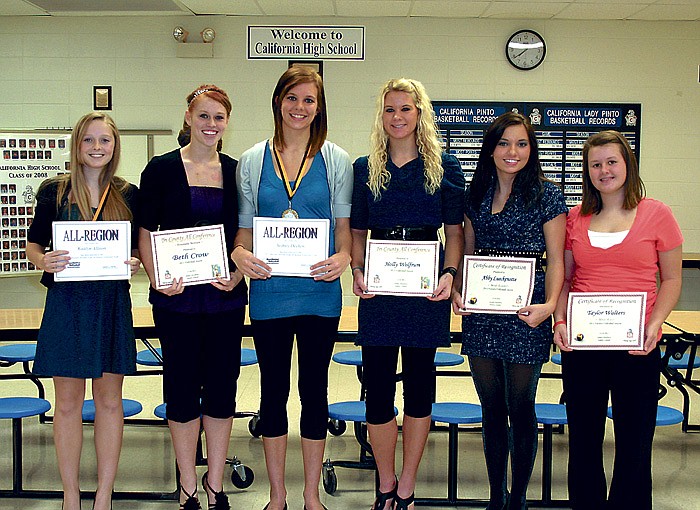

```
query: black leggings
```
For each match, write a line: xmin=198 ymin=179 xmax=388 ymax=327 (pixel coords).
xmin=469 ymin=356 xmax=542 ymax=510
xmin=362 ymin=345 xmax=437 ymax=424
xmin=252 ymin=315 xmax=338 ymax=440
xmin=154 ymin=307 xmax=245 ymax=423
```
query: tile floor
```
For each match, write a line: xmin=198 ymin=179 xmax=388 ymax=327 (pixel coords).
xmin=1 ymin=338 xmax=699 ymax=509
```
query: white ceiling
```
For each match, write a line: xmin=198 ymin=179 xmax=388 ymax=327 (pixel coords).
xmin=1 ymin=0 xmax=699 ymax=21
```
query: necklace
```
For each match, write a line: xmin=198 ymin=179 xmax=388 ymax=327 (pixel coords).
xmin=273 ymin=139 xmax=312 ymax=219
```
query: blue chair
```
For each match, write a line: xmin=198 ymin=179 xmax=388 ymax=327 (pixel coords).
xmin=81 ymin=398 xmax=143 ymax=421
xmin=431 ymin=402 xmax=483 ymax=503
xmin=535 ymin=403 xmax=568 ymax=505
xmin=607 ymin=404 xmax=684 ymax=427
xmin=137 ymin=347 xmax=258 ymax=367
xmin=0 ymin=397 xmax=52 ymax=495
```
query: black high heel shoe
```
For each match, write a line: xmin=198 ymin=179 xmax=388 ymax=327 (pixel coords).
xmin=371 ymin=477 xmax=397 ymax=510
xmin=202 ymin=472 xmax=230 ymax=510
xmin=179 ymin=485 xmax=201 ymax=510
xmin=393 ymin=492 xmax=415 ymax=510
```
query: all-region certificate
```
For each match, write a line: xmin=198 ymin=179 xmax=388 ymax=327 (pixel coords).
xmin=364 ymin=240 xmax=439 ymax=297
xmin=150 ymin=225 xmax=229 ymax=289
xmin=461 ymin=255 xmax=535 ymax=313
xmin=567 ymin=292 xmax=646 ymax=350
xmin=53 ymin=220 xmax=131 ymax=282
xmin=253 ymin=217 xmax=330 ymax=277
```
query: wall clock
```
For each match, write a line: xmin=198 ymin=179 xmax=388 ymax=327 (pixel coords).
xmin=506 ymin=29 xmax=546 ymax=70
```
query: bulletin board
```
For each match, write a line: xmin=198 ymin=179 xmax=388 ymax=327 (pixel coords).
xmin=432 ymin=101 xmax=641 ymax=207
xmin=0 ymin=131 xmax=71 ymax=276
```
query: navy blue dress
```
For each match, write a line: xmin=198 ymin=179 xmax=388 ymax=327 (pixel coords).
xmin=461 ymin=181 xmax=567 ymax=364
xmin=29 ymin=180 xmax=138 ymax=378
xmin=351 ymin=153 xmax=464 ymax=348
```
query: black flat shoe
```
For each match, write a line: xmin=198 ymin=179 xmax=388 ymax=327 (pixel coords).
xmin=371 ymin=477 xmax=398 ymax=510
xmin=303 ymin=506 xmax=328 ymax=510
xmin=202 ymin=472 xmax=230 ymax=510
xmin=394 ymin=492 xmax=414 ymax=510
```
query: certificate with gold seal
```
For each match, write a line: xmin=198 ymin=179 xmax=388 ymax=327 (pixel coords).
xmin=364 ymin=240 xmax=440 ymax=297
xmin=460 ymin=255 xmax=535 ymax=313
xmin=567 ymin=292 xmax=646 ymax=350
xmin=253 ymin=217 xmax=330 ymax=277
xmin=53 ymin=221 xmax=132 ymax=282
xmin=150 ymin=225 xmax=229 ymax=289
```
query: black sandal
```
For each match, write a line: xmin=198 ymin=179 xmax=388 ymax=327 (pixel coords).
xmin=371 ymin=477 xmax=397 ymax=510
xmin=179 ymin=485 xmax=201 ymax=510
xmin=202 ymin=472 xmax=230 ymax=510
xmin=393 ymin=492 xmax=415 ymax=510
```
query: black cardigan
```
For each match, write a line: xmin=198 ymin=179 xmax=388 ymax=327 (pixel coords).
xmin=138 ymin=149 xmax=239 ymax=258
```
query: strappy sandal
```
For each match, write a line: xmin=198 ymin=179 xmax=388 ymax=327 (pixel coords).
xmin=371 ymin=477 xmax=397 ymax=510
xmin=202 ymin=472 xmax=230 ymax=510
xmin=179 ymin=485 xmax=201 ymax=510
xmin=393 ymin=492 xmax=415 ymax=510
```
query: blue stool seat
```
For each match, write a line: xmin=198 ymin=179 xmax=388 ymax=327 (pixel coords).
xmin=433 ymin=352 xmax=464 ymax=367
xmin=0 ymin=397 xmax=51 ymax=419
xmin=0 ymin=397 xmax=52 ymax=495
xmin=82 ymin=398 xmax=142 ymax=421
xmin=137 ymin=347 xmax=258 ymax=367
xmin=328 ymin=401 xmax=398 ymax=422
xmin=431 ymin=402 xmax=482 ymax=424
xmin=535 ymin=403 xmax=568 ymax=505
xmin=240 ymin=348 xmax=258 ymax=366
xmin=431 ymin=402 xmax=482 ymax=503
xmin=332 ymin=350 xmax=362 ymax=366
xmin=606 ymin=405 xmax=683 ymax=426
xmin=666 ymin=353 xmax=700 ymax=369
xmin=535 ymin=403 xmax=568 ymax=425
xmin=0 ymin=344 xmax=37 ymax=363
xmin=332 ymin=350 xmax=464 ymax=367
xmin=136 ymin=348 xmax=162 ymax=366
xmin=154 ymin=403 xmax=167 ymax=420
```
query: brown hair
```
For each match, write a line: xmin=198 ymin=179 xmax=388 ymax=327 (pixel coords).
xmin=183 ymin=84 xmax=232 ymax=151
xmin=581 ymin=130 xmax=644 ymax=215
xmin=271 ymin=66 xmax=327 ymax=156
xmin=54 ymin=112 xmax=131 ymax=221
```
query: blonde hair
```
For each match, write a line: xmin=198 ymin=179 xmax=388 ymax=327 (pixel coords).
xmin=367 ymin=78 xmax=444 ymax=199
xmin=55 ymin=112 xmax=131 ymax=221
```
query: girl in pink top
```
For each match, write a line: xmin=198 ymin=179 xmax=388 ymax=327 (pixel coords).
xmin=553 ymin=130 xmax=683 ymax=509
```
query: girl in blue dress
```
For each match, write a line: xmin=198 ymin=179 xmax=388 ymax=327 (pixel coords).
xmin=27 ymin=112 xmax=141 ymax=510
xmin=452 ymin=112 xmax=567 ymax=510
xmin=351 ymin=78 xmax=464 ymax=510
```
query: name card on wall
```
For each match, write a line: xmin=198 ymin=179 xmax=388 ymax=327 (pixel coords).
xmin=248 ymin=25 xmax=365 ymax=60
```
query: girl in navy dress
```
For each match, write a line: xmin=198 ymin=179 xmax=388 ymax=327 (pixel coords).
xmin=453 ymin=112 xmax=567 ymax=510
xmin=351 ymin=78 xmax=464 ymax=510
xmin=27 ymin=112 xmax=140 ymax=510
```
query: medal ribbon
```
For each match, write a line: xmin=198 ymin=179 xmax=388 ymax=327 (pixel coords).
xmin=273 ymin=140 xmax=312 ymax=205
xmin=91 ymin=184 xmax=110 ymax=221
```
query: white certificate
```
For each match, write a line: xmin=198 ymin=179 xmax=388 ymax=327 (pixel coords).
xmin=567 ymin=292 xmax=646 ymax=350
xmin=150 ymin=225 xmax=229 ymax=289
xmin=53 ymin=221 xmax=131 ymax=282
xmin=253 ymin=217 xmax=330 ymax=277
xmin=461 ymin=255 xmax=535 ymax=313
xmin=364 ymin=240 xmax=440 ymax=297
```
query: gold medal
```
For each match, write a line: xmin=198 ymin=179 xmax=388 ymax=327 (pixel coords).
xmin=281 ymin=208 xmax=299 ymax=219
xmin=273 ymin=140 xmax=312 ymax=221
